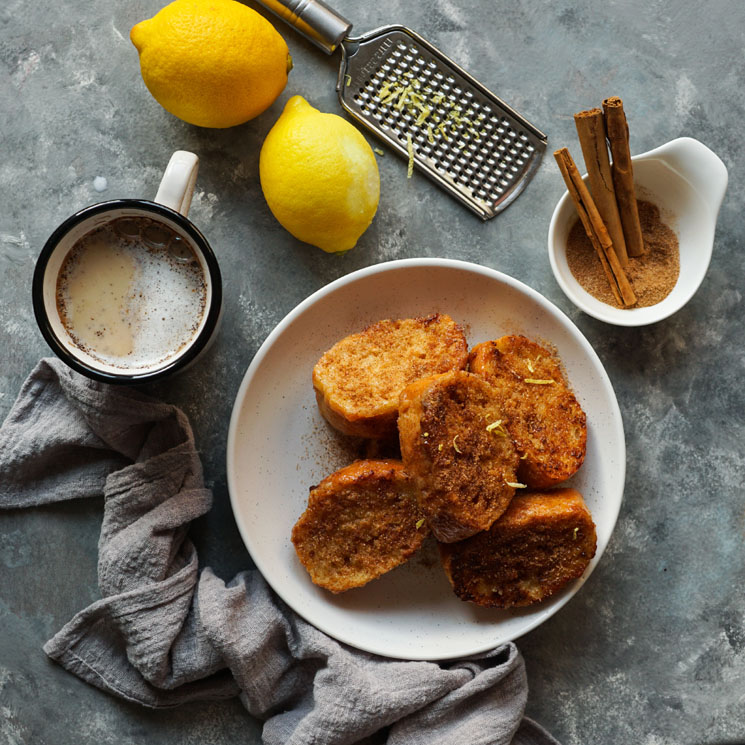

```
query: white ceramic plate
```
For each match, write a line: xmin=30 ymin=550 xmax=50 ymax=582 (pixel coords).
xmin=227 ymin=258 xmax=625 ymax=660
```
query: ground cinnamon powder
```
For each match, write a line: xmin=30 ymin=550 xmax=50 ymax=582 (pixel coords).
xmin=565 ymin=200 xmax=679 ymax=308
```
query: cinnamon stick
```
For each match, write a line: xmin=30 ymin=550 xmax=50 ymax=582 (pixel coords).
xmin=574 ymin=108 xmax=629 ymax=267
xmin=554 ymin=148 xmax=637 ymax=307
xmin=603 ymin=96 xmax=645 ymax=257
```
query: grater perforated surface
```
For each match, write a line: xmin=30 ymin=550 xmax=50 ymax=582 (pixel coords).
xmin=338 ymin=27 xmax=547 ymax=220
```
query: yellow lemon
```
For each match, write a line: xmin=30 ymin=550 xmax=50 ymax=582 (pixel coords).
xmin=130 ymin=0 xmax=291 ymax=128
xmin=259 ymin=96 xmax=380 ymax=253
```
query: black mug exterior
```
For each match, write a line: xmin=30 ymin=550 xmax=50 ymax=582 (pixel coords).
xmin=33 ymin=199 xmax=222 ymax=384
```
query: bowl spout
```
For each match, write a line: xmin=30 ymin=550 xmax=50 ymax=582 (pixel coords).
xmin=636 ymin=137 xmax=728 ymax=217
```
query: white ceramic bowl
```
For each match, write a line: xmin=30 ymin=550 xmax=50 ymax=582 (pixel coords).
xmin=227 ymin=259 xmax=625 ymax=660
xmin=548 ymin=137 xmax=728 ymax=326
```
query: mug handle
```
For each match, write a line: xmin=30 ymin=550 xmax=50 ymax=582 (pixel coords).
xmin=154 ymin=151 xmax=199 ymax=217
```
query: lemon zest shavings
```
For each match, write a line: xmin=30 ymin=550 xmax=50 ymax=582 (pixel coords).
xmin=486 ymin=420 xmax=508 ymax=436
xmin=506 ymin=481 xmax=527 ymax=489
xmin=408 ymin=91 xmax=426 ymax=107
xmin=345 ymin=74 xmax=352 ymax=87
xmin=396 ymin=85 xmax=413 ymax=111
xmin=573 ymin=527 xmax=579 ymax=540
xmin=379 ymin=80 xmax=396 ymax=98
xmin=415 ymin=107 xmax=431 ymax=126
xmin=452 ymin=435 xmax=462 ymax=454
xmin=379 ymin=85 xmax=402 ymax=105
xmin=377 ymin=74 xmax=497 ymax=167
xmin=524 ymin=378 xmax=555 ymax=385
xmin=416 ymin=518 xmax=426 ymax=530
xmin=406 ymin=133 xmax=414 ymax=178
xmin=373 ymin=147 xmax=384 ymax=156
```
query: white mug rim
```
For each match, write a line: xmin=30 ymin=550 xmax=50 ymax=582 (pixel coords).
xmin=33 ymin=199 xmax=222 ymax=384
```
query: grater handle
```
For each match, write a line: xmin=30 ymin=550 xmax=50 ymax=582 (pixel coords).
xmin=254 ymin=0 xmax=352 ymax=54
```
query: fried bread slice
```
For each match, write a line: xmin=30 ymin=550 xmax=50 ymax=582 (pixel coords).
xmin=469 ymin=335 xmax=587 ymax=488
xmin=291 ymin=459 xmax=428 ymax=593
xmin=398 ymin=370 xmax=520 ymax=543
xmin=439 ymin=488 xmax=597 ymax=608
xmin=313 ymin=314 xmax=468 ymax=439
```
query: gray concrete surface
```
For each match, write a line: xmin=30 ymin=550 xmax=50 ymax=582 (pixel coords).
xmin=1 ymin=0 xmax=744 ymax=742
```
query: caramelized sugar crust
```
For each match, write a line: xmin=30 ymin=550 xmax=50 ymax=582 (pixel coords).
xmin=469 ymin=335 xmax=587 ymax=488
xmin=398 ymin=370 xmax=520 ymax=543
xmin=439 ymin=488 xmax=597 ymax=608
xmin=313 ymin=314 xmax=468 ymax=439
xmin=291 ymin=459 xmax=429 ymax=593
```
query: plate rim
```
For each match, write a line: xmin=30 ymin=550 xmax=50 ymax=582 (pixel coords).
xmin=226 ymin=257 xmax=626 ymax=659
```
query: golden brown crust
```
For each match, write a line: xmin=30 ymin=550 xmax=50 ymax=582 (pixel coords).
xmin=312 ymin=314 xmax=468 ymax=439
xmin=439 ymin=488 xmax=597 ymax=608
xmin=468 ymin=336 xmax=587 ymax=488
xmin=291 ymin=460 xmax=429 ymax=593
xmin=398 ymin=370 xmax=520 ymax=543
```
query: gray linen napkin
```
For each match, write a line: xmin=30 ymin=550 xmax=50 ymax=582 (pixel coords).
xmin=0 ymin=358 xmax=560 ymax=745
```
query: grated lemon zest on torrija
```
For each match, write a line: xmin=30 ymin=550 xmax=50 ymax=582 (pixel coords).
xmin=486 ymin=420 xmax=508 ymax=436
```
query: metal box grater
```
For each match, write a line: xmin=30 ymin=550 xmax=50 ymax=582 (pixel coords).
xmin=256 ymin=1 xmax=547 ymax=220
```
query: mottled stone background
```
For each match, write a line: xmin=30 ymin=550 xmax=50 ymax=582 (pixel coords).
xmin=1 ymin=0 xmax=743 ymax=742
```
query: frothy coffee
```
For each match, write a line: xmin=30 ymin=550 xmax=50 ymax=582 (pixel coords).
xmin=56 ymin=216 xmax=207 ymax=371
